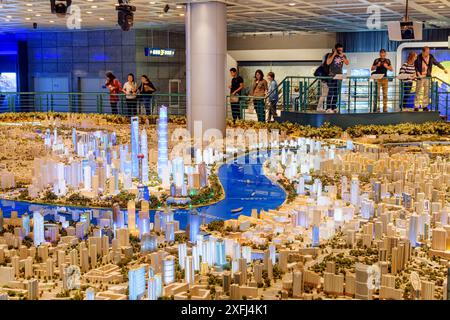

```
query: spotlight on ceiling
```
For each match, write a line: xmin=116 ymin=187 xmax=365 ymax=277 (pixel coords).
xmin=164 ymin=4 xmax=170 ymax=13
xmin=116 ymin=0 xmax=137 ymax=31
xmin=50 ymin=0 xmax=72 ymax=18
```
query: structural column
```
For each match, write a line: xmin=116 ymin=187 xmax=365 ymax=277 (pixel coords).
xmin=186 ymin=1 xmax=227 ymax=136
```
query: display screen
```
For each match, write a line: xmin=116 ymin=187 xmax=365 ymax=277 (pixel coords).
xmin=0 ymin=72 xmax=16 ymax=92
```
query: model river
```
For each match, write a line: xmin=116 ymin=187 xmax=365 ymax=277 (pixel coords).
xmin=0 ymin=151 xmax=286 ymax=229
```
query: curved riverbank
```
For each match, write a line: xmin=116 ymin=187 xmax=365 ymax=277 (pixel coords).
xmin=0 ymin=151 xmax=286 ymax=229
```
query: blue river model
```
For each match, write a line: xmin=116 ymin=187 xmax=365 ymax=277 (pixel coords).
xmin=0 ymin=151 xmax=286 ymax=229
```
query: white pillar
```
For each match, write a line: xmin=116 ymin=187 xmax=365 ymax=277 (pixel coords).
xmin=186 ymin=1 xmax=227 ymax=136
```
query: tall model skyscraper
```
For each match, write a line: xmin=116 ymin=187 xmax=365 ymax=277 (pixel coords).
xmin=185 ymin=256 xmax=194 ymax=284
xmin=189 ymin=211 xmax=201 ymax=243
xmin=408 ymin=214 xmax=419 ymax=247
xmin=157 ymin=106 xmax=168 ymax=179
xmin=140 ymin=129 xmax=149 ymax=184
xmin=72 ymin=128 xmax=77 ymax=153
xmin=130 ymin=117 xmax=140 ymax=178
xmin=127 ymin=200 xmax=137 ymax=235
xmin=128 ymin=266 xmax=146 ymax=300
xmin=312 ymin=225 xmax=320 ymax=247
xmin=33 ymin=211 xmax=45 ymax=246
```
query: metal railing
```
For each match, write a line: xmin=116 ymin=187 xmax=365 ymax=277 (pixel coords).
xmin=0 ymin=92 xmax=187 ymax=117
xmin=1 ymin=76 xmax=449 ymax=121
xmin=277 ymin=76 xmax=450 ymax=118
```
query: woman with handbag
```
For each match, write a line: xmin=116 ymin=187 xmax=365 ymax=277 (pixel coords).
xmin=251 ymin=69 xmax=268 ymax=123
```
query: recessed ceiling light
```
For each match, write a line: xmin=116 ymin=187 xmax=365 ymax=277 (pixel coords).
xmin=176 ymin=5 xmax=183 ymax=9
xmin=49 ymin=20 xmax=54 ymax=23
xmin=26 ymin=3 xmax=33 ymax=6
xmin=27 ymin=9 xmax=33 ymax=12
xmin=86 ymin=11 xmax=92 ymax=14
xmin=289 ymin=2 xmax=296 ymax=6
xmin=99 ymin=17 xmax=105 ymax=21
xmin=5 ymin=19 xmax=10 ymax=22
xmin=25 ymin=17 xmax=31 ymax=20
xmin=35 ymin=14 xmax=41 ymax=17
xmin=78 ymin=19 xmax=82 ymax=22
xmin=150 ymin=1 xmax=156 ymax=4
xmin=438 ymin=5 xmax=445 ymax=8
xmin=6 ymin=15 xmax=12 ymax=19
xmin=159 ymin=14 xmax=163 ymax=17
xmin=179 ymin=13 xmax=185 ymax=16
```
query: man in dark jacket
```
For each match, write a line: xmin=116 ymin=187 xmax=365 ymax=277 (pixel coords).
xmin=414 ymin=46 xmax=448 ymax=111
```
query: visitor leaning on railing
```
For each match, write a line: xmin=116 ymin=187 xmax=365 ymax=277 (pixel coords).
xmin=251 ymin=69 xmax=268 ymax=123
xmin=137 ymin=75 xmax=157 ymax=115
xmin=399 ymin=52 xmax=418 ymax=110
xmin=104 ymin=72 xmax=122 ymax=115
xmin=414 ymin=46 xmax=448 ymax=112
xmin=122 ymin=73 xmax=138 ymax=116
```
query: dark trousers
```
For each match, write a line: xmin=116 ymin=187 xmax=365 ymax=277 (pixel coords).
xmin=254 ymin=98 xmax=265 ymax=122
xmin=126 ymin=98 xmax=137 ymax=116
xmin=231 ymin=102 xmax=241 ymax=121
xmin=326 ymin=79 xmax=341 ymax=110
xmin=142 ymin=96 xmax=153 ymax=115
xmin=268 ymin=100 xmax=277 ymax=121
xmin=401 ymin=82 xmax=413 ymax=109
xmin=110 ymin=101 xmax=118 ymax=114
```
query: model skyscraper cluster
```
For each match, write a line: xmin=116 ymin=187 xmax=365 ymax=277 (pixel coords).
xmin=0 ymin=111 xmax=448 ymax=301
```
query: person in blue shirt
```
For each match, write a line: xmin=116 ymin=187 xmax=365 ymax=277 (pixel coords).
xmin=266 ymin=72 xmax=279 ymax=122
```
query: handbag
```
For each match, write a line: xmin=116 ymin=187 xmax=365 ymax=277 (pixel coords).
xmin=314 ymin=65 xmax=328 ymax=77
xmin=230 ymin=94 xmax=239 ymax=103
xmin=314 ymin=53 xmax=331 ymax=77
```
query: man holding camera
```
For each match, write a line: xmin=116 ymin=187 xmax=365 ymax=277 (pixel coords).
xmin=325 ymin=43 xmax=349 ymax=113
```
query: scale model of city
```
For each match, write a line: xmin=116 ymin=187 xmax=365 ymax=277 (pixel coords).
xmin=0 ymin=107 xmax=449 ymax=301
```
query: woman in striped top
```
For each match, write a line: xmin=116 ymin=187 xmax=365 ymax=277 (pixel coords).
xmin=399 ymin=52 xmax=417 ymax=110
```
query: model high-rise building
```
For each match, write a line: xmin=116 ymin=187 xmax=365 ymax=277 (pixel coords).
xmin=128 ymin=266 xmax=146 ymax=300
xmin=130 ymin=117 xmax=140 ymax=178
xmin=86 ymin=287 xmax=95 ymax=300
xmin=157 ymin=106 xmax=168 ymax=179
xmin=185 ymin=256 xmax=194 ymax=284
xmin=355 ymin=263 xmax=372 ymax=300
xmin=33 ymin=211 xmax=45 ymax=246
xmin=162 ymin=255 xmax=175 ymax=285
xmin=140 ymin=129 xmax=149 ymax=184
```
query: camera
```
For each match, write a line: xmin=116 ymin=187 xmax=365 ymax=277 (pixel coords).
xmin=116 ymin=0 xmax=136 ymax=31
xmin=50 ymin=0 xmax=72 ymax=18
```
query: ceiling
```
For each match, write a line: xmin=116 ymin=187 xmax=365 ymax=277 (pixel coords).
xmin=0 ymin=0 xmax=449 ymax=34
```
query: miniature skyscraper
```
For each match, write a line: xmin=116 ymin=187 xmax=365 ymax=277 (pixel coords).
xmin=33 ymin=211 xmax=45 ymax=246
xmin=130 ymin=117 xmax=140 ymax=178
xmin=157 ymin=106 xmax=168 ymax=179
xmin=140 ymin=129 xmax=149 ymax=184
